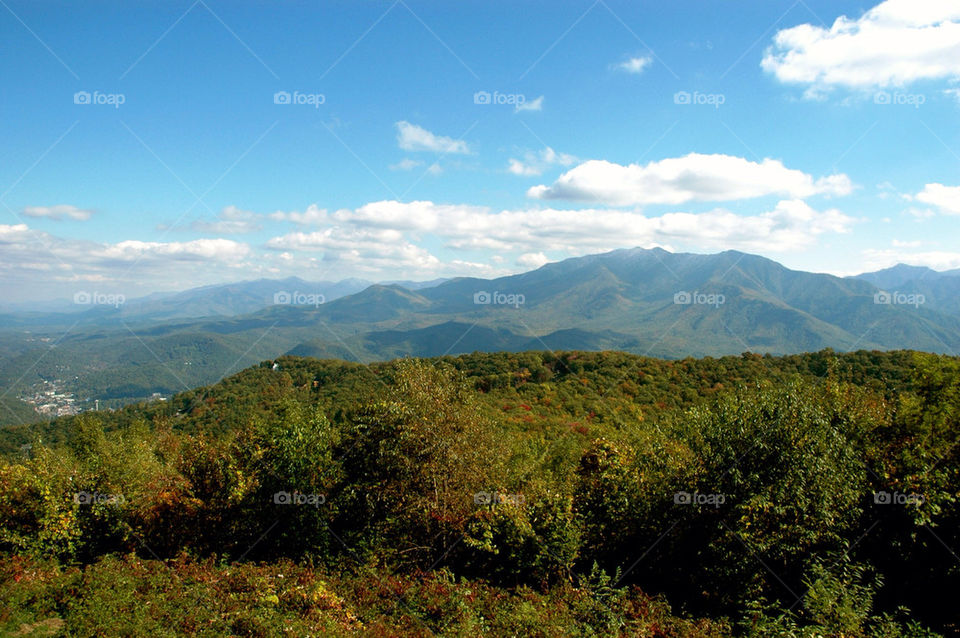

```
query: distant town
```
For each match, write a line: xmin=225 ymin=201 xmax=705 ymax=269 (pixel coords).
xmin=21 ymin=379 xmax=166 ymax=419
xmin=23 ymin=379 xmax=79 ymax=418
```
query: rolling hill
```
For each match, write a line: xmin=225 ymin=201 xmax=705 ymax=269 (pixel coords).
xmin=2 ymin=246 xmax=960 ymax=425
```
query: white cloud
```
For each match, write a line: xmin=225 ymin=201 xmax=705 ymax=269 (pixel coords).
xmin=332 ymin=200 xmax=487 ymax=231
xmin=191 ymin=220 xmax=258 ymax=234
xmin=0 ymin=223 xmax=33 ymax=241
xmin=862 ymin=248 xmax=960 ymax=272
xmin=517 ymin=252 xmax=550 ymax=268
xmin=269 ymin=204 xmax=329 ymax=226
xmin=507 ymin=147 xmax=577 ymax=176
xmin=395 ymin=121 xmax=470 ymax=154
xmin=330 ymin=198 xmax=853 ymax=254
xmin=97 ymin=238 xmax=250 ymax=262
xmin=508 ymin=160 xmax=541 ymax=177
xmin=390 ymin=158 xmax=423 ymax=171
xmin=22 ymin=204 xmax=93 ymax=221
xmin=0 ymin=193 xmax=860 ymax=300
xmin=528 ymin=153 xmax=852 ymax=205
xmin=191 ymin=206 xmax=261 ymax=234
xmin=914 ymin=183 xmax=960 ymax=214
xmin=762 ymin=0 xmax=960 ymax=95
xmin=266 ymin=226 xmax=441 ymax=272
xmin=0 ymin=223 xmax=259 ymax=300
xmin=616 ymin=56 xmax=652 ymax=74
xmin=515 ymin=95 xmax=544 ymax=112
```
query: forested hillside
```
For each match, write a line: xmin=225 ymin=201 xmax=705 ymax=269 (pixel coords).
xmin=4 ymin=247 xmax=960 ymax=426
xmin=1 ymin=349 xmax=957 ymax=636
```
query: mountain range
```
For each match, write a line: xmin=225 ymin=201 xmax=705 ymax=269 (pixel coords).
xmin=2 ymin=246 xmax=959 ymax=424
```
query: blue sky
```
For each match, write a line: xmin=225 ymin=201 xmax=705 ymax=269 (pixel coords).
xmin=2 ymin=0 xmax=960 ymax=302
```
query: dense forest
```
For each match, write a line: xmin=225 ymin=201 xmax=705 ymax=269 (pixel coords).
xmin=1 ymin=348 xmax=958 ymax=636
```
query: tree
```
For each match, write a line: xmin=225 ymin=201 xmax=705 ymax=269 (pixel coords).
xmin=337 ymin=359 xmax=501 ymax=567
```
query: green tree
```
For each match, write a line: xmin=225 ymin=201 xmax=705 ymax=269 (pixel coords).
xmin=337 ymin=359 xmax=501 ymax=567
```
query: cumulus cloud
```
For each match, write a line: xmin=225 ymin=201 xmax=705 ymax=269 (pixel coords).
xmin=0 ymin=223 xmax=33 ymax=241
xmin=507 ymin=147 xmax=577 ymax=177
xmin=528 ymin=153 xmax=852 ymax=206
xmin=616 ymin=56 xmax=652 ymax=74
xmin=331 ymin=200 xmax=487 ymax=231
xmin=96 ymin=238 xmax=250 ymax=262
xmin=0 ymin=222 xmax=259 ymax=300
xmin=326 ymin=198 xmax=854 ymax=254
xmin=517 ymin=252 xmax=550 ymax=268
xmin=396 ymin=121 xmax=470 ymax=154
xmin=22 ymin=204 xmax=93 ymax=221
xmin=515 ymin=96 xmax=544 ymax=112
xmin=914 ymin=183 xmax=960 ymax=214
xmin=1 ymin=191 xmax=861 ymax=300
xmin=762 ymin=0 xmax=960 ymax=95
xmin=266 ymin=226 xmax=441 ymax=272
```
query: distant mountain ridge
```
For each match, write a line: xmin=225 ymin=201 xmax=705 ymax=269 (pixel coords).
xmin=0 ymin=276 xmax=452 ymax=328
xmin=851 ymin=263 xmax=960 ymax=318
xmin=2 ymin=247 xmax=959 ymax=422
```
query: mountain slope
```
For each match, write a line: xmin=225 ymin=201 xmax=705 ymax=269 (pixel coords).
xmin=4 ymin=247 xmax=960 ymax=421
xmin=852 ymin=265 xmax=960 ymax=318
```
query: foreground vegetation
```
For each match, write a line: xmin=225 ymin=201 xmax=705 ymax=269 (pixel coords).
xmin=0 ymin=349 xmax=957 ymax=636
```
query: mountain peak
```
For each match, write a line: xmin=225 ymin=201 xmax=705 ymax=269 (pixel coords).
xmin=853 ymin=263 xmax=942 ymax=289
